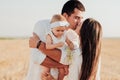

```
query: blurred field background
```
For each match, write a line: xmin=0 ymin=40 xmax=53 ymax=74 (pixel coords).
xmin=0 ymin=38 xmax=120 ymax=80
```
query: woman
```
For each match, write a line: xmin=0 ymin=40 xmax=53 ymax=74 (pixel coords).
xmin=42 ymin=18 xmax=102 ymax=80
xmin=79 ymin=18 xmax=102 ymax=80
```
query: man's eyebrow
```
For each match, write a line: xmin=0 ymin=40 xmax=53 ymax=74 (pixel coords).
xmin=76 ymin=16 xmax=83 ymax=19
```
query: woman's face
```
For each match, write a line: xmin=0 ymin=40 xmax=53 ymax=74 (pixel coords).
xmin=65 ymin=8 xmax=84 ymax=30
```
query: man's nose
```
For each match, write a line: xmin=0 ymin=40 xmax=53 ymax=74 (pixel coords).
xmin=77 ymin=18 xmax=82 ymax=23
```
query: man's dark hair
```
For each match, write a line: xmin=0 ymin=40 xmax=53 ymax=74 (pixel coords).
xmin=61 ymin=0 xmax=85 ymax=16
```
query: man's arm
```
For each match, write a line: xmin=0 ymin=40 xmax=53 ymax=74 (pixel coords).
xmin=41 ymin=56 xmax=67 ymax=68
xmin=29 ymin=33 xmax=61 ymax=62
xmin=38 ymin=42 xmax=61 ymax=62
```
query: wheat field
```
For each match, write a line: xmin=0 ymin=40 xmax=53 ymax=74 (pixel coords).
xmin=0 ymin=38 xmax=120 ymax=80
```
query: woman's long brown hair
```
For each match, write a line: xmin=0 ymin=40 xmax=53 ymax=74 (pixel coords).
xmin=80 ymin=18 xmax=102 ymax=80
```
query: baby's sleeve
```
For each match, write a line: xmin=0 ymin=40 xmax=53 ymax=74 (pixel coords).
xmin=66 ymin=29 xmax=80 ymax=49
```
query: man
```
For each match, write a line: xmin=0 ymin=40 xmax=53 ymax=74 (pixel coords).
xmin=27 ymin=0 xmax=85 ymax=80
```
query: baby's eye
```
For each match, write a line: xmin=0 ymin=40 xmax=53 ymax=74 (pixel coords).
xmin=56 ymin=30 xmax=64 ymax=32
xmin=57 ymin=30 xmax=60 ymax=32
xmin=61 ymin=30 xmax=64 ymax=32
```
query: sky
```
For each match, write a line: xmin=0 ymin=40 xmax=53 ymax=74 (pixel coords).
xmin=0 ymin=0 xmax=120 ymax=38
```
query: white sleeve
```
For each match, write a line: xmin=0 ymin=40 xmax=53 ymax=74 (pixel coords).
xmin=33 ymin=19 xmax=50 ymax=42
xmin=66 ymin=29 xmax=80 ymax=49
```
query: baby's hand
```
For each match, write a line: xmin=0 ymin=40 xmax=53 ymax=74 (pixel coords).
xmin=57 ymin=42 xmax=64 ymax=47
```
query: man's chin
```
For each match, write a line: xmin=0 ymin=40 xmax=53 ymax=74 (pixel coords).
xmin=70 ymin=25 xmax=76 ymax=30
xmin=74 ymin=26 xmax=78 ymax=30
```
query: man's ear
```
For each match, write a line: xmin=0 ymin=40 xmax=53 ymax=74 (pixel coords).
xmin=62 ymin=13 xmax=68 ymax=19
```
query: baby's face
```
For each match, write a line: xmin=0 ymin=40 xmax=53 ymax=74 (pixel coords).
xmin=52 ymin=26 xmax=66 ymax=38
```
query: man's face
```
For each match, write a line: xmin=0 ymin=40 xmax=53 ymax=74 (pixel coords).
xmin=66 ymin=8 xmax=84 ymax=30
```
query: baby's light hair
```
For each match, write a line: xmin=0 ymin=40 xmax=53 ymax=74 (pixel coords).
xmin=50 ymin=14 xmax=67 ymax=24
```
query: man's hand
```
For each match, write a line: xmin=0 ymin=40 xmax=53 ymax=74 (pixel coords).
xmin=29 ymin=33 xmax=40 ymax=48
xmin=41 ymin=73 xmax=56 ymax=80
